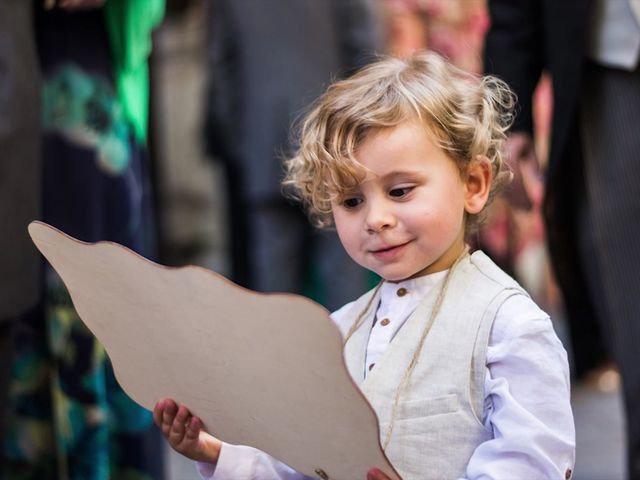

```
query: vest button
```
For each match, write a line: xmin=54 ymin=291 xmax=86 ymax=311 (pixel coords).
xmin=565 ymin=468 xmax=572 ymax=479
xmin=368 ymin=363 xmax=375 ymax=371
xmin=380 ymin=318 xmax=390 ymax=326
xmin=396 ymin=287 xmax=408 ymax=297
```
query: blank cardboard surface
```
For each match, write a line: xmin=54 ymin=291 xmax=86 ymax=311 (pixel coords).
xmin=28 ymin=221 xmax=400 ymax=480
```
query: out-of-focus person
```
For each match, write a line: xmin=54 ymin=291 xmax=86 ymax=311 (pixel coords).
xmin=485 ymin=0 xmax=640 ymax=476
xmin=0 ymin=0 xmax=41 ymax=445
xmin=1 ymin=1 xmax=165 ymax=479
xmin=203 ymin=0 xmax=383 ymax=310
xmin=385 ymin=0 xmax=488 ymax=72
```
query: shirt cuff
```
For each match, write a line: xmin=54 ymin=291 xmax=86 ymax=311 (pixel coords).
xmin=210 ymin=443 xmax=256 ymax=480
xmin=196 ymin=461 xmax=216 ymax=479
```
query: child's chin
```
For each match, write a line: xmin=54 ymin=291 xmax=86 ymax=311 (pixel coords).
xmin=378 ymin=271 xmax=412 ymax=283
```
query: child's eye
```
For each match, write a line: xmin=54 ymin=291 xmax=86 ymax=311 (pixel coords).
xmin=389 ymin=187 xmax=413 ymax=198
xmin=342 ymin=197 xmax=363 ymax=209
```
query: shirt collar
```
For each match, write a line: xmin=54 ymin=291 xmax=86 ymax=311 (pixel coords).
xmin=379 ymin=270 xmax=449 ymax=309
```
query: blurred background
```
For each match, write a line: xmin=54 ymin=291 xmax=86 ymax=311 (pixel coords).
xmin=0 ymin=0 xmax=629 ymax=479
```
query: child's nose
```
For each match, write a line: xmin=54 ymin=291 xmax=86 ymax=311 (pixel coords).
xmin=365 ymin=202 xmax=396 ymax=233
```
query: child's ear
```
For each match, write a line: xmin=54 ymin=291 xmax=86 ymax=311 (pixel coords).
xmin=464 ymin=156 xmax=492 ymax=214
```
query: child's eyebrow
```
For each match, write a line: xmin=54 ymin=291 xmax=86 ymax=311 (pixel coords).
xmin=379 ymin=170 xmax=424 ymax=181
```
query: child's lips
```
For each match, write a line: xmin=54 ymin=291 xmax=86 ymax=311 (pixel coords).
xmin=370 ymin=241 xmax=410 ymax=260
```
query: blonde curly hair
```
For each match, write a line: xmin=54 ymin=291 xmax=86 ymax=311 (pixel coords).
xmin=283 ymin=51 xmax=515 ymax=232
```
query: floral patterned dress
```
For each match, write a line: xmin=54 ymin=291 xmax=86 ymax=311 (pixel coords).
xmin=2 ymin=6 xmax=162 ymax=480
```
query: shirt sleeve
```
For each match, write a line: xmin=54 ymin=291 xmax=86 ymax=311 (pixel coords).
xmin=463 ymin=294 xmax=576 ymax=479
xmin=196 ymin=443 xmax=312 ymax=480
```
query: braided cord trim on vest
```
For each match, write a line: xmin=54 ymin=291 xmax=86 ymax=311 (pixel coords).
xmin=382 ymin=245 xmax=470 ymax=450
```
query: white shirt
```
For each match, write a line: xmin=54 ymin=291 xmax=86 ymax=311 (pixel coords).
xmin=199 ymin=273 xmax=576 ymax=480
xmin=587 ymin=0 xmax=640 ymax=70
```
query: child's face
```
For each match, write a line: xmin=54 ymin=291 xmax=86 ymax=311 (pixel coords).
xmin=331 ymin=122 xmax=488 ymax=281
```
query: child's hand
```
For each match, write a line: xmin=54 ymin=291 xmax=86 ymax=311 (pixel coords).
xmin=153 ymin=398 xmax=222 ymax=464
xmin=367 ymin=467 xmax=392 ymax=480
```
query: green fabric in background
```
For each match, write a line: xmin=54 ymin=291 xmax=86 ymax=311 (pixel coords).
xmin=104 ymin=0 xmax=165 ymax=143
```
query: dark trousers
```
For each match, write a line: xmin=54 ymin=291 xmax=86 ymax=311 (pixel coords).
xmin=246 ymin=199 xmax=368 ymax=311
xmin=223 ymin=165 xmax=369 ymax=312
xmin=0 ymin=319 xmax=16 ymax=446
xmin=580 ymin=62 xmax=640 ymax=479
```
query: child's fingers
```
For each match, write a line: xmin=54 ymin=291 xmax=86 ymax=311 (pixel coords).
xmin=152 ymin=399 xmax=166 ymax=428
xmin=367 ymin=468 xmax=391 ymax=480
xmin=175 ymin=404 xmax=190 ymax=424
xmin=184 ymin=416 xmax=202 ymax=440
xmin=168 ymin=405 xmax=192 ymax=444
xmin=162 ymin=398 xmax=178 ymax=423
xmin=161 ymin=399 xmax=179 ymax=436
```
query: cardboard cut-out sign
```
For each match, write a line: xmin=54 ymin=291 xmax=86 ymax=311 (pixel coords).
xmin=29 ymin=221 xmax=400 ymax=480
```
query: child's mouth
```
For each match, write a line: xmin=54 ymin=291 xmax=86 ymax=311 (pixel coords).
xmin=370 ymin=242 xmax=409 ymax=259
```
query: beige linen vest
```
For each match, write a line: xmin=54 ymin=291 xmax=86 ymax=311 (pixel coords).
xmin=343 ymin=251 xmax=527 ymax=479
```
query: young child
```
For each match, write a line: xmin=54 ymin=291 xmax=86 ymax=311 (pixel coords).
xmin=154 ymin=52 xmax=575 ymax=480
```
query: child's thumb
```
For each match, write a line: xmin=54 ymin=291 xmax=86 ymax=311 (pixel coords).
xmin=367 ymin=468 xmax=386 ymax=480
